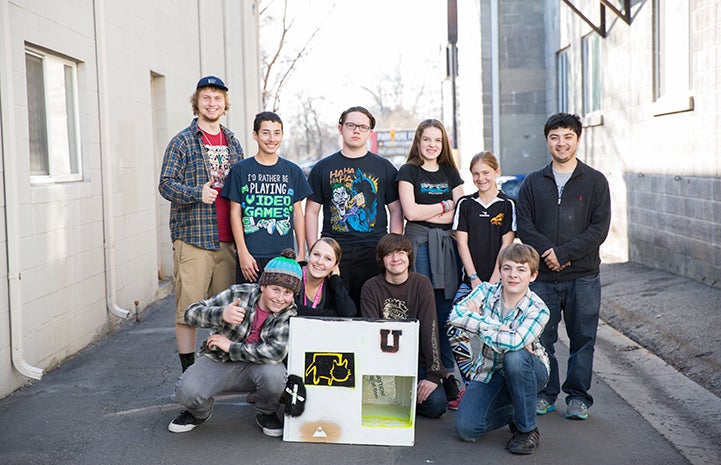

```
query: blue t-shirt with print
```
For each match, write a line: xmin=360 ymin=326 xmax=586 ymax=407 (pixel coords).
xmin=222 ymin=156 xmax=312 ymax=258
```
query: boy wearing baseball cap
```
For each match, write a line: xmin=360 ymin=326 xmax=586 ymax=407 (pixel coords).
xmin=159 ymin=75 xmax=244 ymax=374
xmin=168 ymin=249 xmax=302 ymax=437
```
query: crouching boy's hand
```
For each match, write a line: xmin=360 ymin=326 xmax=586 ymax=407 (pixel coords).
xmin=417 ymin=379 xmax=438 ymax=404
xmin=206 ymin=333 xmax=232 ymax=353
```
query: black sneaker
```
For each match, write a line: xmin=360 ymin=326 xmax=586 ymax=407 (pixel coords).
xmin=505 ymin=423 xmax=519 ymax=449
xmin=168 ymin=410 xmax=210 ymax=433
xmin=508 ymin=428 xmax=540 ymax=455
xmin=256 ymin=412 xmax=283 ymax=437
xmin=443 ymin=374 xmax=461 ymax=401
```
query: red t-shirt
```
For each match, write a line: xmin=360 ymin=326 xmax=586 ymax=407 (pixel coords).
xmin=201 ymin=129 xmax=233 ymax=242
xmin=246 ymin=305 xmax=271 ymax=344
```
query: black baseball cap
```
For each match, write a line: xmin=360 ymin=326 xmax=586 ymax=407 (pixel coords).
xmin=196 ymin=75 xmax=228 ymax=91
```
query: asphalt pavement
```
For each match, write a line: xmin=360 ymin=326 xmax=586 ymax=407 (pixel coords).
xmin=1 ymin=261 xmax=720 ymax=465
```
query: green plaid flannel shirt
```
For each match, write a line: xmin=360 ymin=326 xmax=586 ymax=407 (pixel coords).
xmin=184 ymin=283 xmax=297 ymax=364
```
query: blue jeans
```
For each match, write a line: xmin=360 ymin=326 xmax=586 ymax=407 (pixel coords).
xmin=455 ymin=349 xmax=548 ymax=441
xmin=414 ymin=242 xmax=456 ymax=371
xmin=531 ymin=273 xmax=601 ymax=407
xmin=416 ymin=367 xmax=448 ymax=418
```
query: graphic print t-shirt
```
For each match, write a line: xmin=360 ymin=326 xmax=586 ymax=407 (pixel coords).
xmin=396 ymin=163 xmax=464 ymax=229
xmin=453 ymin=191 xmax=516 ymax=282
xmin=222 ymin=157 xmax=312 ymax=258
xmin=201 ymin=129 xmax=233 ymax=242
xmin=307 ymin=151 xmax=399 ymax=248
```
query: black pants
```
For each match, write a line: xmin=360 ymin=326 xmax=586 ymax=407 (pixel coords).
xmin=235 ymin=256 xmax=272 ymax=285
xmin=338 ymin=243 xmax=380 ymax=311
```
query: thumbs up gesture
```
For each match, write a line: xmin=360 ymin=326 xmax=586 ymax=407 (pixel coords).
xmin=222 ymin=298 xmax=246 ymax=325
xmin=201 ymin=179 xmax=218 ymax=204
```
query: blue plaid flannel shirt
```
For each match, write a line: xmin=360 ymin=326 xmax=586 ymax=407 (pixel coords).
xmin=159 ymin=118 xmax=244 ymax=250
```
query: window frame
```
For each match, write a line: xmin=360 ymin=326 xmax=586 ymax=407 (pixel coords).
xmin=581 ymin=33 xmax=602 ymax=116
xmin=652 ymin=0 xmax=693 ymax=115
xmin=25 ymin=47 xmax=83 ymax=184
xmin=557 ymin=47 xmax=571 ymax=113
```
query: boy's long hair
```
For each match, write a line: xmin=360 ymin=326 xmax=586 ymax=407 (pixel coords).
xmin=375 ymin=233 xmax=414 ymax=272
xmin=190 ymin=87 xmax=230 ymax=116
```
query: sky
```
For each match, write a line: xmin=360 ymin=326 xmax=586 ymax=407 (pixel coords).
xmin=262 ymin=0 xmax=448 ymax=125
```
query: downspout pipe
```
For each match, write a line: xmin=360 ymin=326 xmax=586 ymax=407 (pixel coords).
xmin=0 ymin=0 xmax=43 ymax=379
xmin=491 ymin=0 xmax=501 ymax=157
xmin=93 ymin=0 xmax=129 ymax=319
xmin=223 ymin=0 xmax=232 ymax=129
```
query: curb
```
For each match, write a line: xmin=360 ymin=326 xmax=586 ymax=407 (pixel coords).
xmin=585 ymin=320 xmax=721 ymax=464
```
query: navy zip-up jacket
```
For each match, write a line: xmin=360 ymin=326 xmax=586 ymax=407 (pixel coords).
xmin=516 ymin=160 xmax=611 ymax=282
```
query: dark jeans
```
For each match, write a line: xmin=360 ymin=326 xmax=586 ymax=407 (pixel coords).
xmin=455 ymin=349 xmax=548 ymax=441
xmin=235 ymin=257 xmax=271 ymax=285
xmin=338 ymin=243 xmax=381 ymax=310
xmin=531 ymin=273 xmax=601 ymax=407
xmin=417 ymin=367 xmax=448 ymax=418
xmin=414 ymin=242 xmax=456 ymax=371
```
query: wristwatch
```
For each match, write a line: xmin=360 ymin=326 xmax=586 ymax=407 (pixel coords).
xmin=468 ymin=273 xmax=479 ymax=280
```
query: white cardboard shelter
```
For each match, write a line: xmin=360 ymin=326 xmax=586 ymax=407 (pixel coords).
xmin=283 ymin=317 xmax=419 ymax=446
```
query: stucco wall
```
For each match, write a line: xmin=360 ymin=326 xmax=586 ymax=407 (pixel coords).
xmin=0 ymin=0 xmax=260 ymax=398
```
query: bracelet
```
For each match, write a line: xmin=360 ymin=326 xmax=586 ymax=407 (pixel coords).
xmin=439 ymin=200 xmax=451 ymax=213
xmin=468 ymin=273 xmax=479 ymax=280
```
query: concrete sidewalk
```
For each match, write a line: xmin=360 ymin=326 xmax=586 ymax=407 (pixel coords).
xmin=599 ymin=260 xmax=721 ymax=399
xmin=0 ymin=262 xmax=720 ymax=464
xmin=596 ymin=260 xmax=721 ymax=465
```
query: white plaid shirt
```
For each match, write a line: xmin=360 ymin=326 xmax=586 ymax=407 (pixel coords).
xmin=448 ymin=281 xmax=550 ymax=383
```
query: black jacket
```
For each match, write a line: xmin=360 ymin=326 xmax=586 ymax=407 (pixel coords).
xmin=516 ymin=160 xmax=611 ymax=282
xmin=295 ymin=273 xmax=357 ymax=317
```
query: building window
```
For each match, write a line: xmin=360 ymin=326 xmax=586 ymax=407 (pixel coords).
xmin=557 ymin=48 xmax=570 ymax=113
xmin=25 ymin=48 xmax=82 ymax=182
xmin=653 ymin=0 xmax=692 ymax=114
xmin=582 ymin=33 xmax=601 ymax=115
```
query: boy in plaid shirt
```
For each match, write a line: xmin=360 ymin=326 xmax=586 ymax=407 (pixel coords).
xmin=168 ymin=249 xmax=301 ymax=437
xmin=448 ymin=243 xmax=549 ymax=454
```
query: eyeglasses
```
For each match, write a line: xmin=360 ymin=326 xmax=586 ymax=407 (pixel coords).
xmin=343 ymin=122 xmax=371 ymax=132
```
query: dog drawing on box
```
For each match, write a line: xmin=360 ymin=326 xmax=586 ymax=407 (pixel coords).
xmin=305 ymin=353 xmax=353 ymax=386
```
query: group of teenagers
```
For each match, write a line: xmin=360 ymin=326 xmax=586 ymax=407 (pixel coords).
xmin=158 ymin=76 xmax=611 ymax=455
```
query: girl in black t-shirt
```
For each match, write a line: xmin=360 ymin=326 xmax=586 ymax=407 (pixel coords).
xmin=453 ymin=151 xmax=516 ymax=293
xmin=397 ymin=119 xmax=465 ymax=404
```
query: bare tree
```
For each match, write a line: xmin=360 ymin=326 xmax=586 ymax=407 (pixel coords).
xmin=284 ymin=93 xmax=337 ymax=162
xmin=259 ymin=0 xmax=335 ymax=112
xmin=361 ymin=59 xmax=440 ymax=129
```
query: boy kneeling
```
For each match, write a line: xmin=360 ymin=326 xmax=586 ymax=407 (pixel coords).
xmin=448 ymin=243 xmax=550 ymax=454
xmin=168 ymin=249 xmax=302 ymax=437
